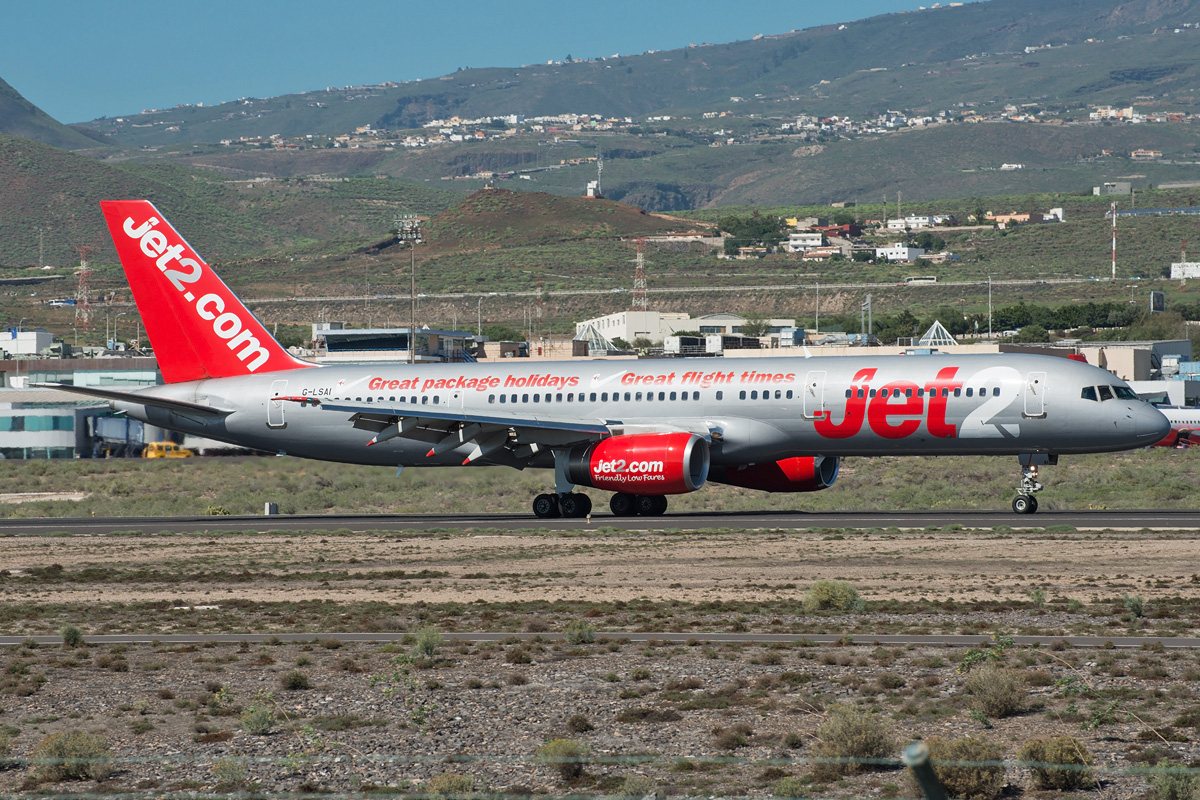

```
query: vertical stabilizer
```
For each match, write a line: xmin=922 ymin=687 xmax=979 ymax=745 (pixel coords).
xmin=100 ymin=200 xmax=313 ymax=383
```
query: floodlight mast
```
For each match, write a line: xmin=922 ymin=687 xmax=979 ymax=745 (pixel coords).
xmin=395 ymin=215 xmax=423 ymax=364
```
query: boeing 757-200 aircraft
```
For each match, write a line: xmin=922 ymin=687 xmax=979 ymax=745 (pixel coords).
xmin=44 ymin=200 xmax=1170 ymax=517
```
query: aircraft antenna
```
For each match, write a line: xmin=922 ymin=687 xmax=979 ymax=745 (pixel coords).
xmin=74 ymin=245 xmax=94 ymax=331
xmin=632 ymin=238 xmax=648 ymax=311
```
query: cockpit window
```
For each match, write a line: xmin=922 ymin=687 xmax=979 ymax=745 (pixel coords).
xmin=1081 ymin=386 xmax=1098 ymax=402
xmin=1114 ymin=386 xmax=1139 ymax=400
xmin=1098 ymin=385 xmax=1114 ymax=401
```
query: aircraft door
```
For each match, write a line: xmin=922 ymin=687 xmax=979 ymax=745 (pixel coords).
xmin=802 ymin=370 xmax=827 ymax=420
xmin=267 ymin=379 xmax=288 ymax=428
xmin=1023 ymin=372 xmax=1047 ymax=418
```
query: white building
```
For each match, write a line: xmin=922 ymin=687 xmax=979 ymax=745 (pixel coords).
xmin=875 ymin=243 xmax=927 ymax=262
xmin=786 ymin=231 xmax=825 ymax=253
xmin=2 ymin=329 xmax=54 ymax=358
xmin=574 ymin=311 xmax=691 ymax=344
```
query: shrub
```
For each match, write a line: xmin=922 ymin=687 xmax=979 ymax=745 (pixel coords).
xmin=29 ymin=731 xmax=112 ymax=782
xmin=505 ymin=647 xmax=532 ymax=664
xmin=803 ymin=580 xmax=865 ymax=613
xmin=925 ymin=735 xmax=1006 ymax=800
xmin=567 ymin=714 xmax=594 ymax=733
xmin=211 ymin=757 xmax=246 ymax=791
xmin=281 ymin=670 xmax=310 ymax=690
xmin=812 ymin=705 xmax=894 ymax=779
xmin=618 ymin=774 xmax=657 ymax=797
xmin=535 ymin=738 xmax=591 ymax=781
xmin=426 ymin=772 xmax=476 ymax=796
xmin=1124 ymin=594 xmax=1146 ymax=618
xmin=0 ymin=734 xmax=14 ymax=771
xmin=241 ymin=704 xmax=275 ymax=735
xmin=1018 ymin=735 xmax=1095 ymax=790
xmin=563 ymin=620 xmax=596 ymax=645
xmin=964 ymin=665 xmax=1026 ymax=718
xmin=772 ymin=776 xmax=811 ymax=798
xmin=713 ymin=722 xmax=754 ymax=750
xmin=60 ymin=625 xmax=84 ymax=648
xmin=413 ymin=626 xmax=442 ymax=658
xmin=1149 ymin=760 xmax=1200 ymax=800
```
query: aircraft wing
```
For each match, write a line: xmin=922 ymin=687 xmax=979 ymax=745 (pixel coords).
xmin=34 ymin=383 xmax=234 ymax=416
xmin=308 ymin=398 xmax=709 ymax=464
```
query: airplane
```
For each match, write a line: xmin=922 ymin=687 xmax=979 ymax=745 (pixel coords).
xmin=42 ymin=200 xmax=1170 ymax=517
xmin=1150 ymin=405 xmax=1200 ymax=448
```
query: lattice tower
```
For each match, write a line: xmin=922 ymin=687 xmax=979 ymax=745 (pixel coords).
xmin=632 ymin=238 xmax=647 ymax=311
xmin=74 ymin=245 xmax=94 ymax=330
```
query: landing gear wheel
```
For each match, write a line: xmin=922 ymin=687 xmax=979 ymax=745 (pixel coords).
xmin=634 ymin=495 xmax=668 ymax=516
xmin=1012 ymin=495 xmax=1038 ymax=514
xmin=609 ymin=493 xmax=637 ymax=517
xmin=533 ymin=493 xmax=561 ymax=519
xmin=558 ymin=493 xmax=592 ymax=518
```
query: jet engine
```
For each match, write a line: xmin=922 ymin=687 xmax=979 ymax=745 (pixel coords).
xmin=566 ymin=432 xmax=710 ymax=495
xmin=710 ymin=456 xmax=839 ymax=492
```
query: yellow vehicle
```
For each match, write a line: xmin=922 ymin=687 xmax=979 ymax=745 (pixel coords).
xmin=142 ymin=441 xmax=194 ymax=458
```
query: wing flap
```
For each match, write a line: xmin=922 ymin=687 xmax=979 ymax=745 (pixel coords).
xmin=33 ymin=383 xmax=233 ymax=416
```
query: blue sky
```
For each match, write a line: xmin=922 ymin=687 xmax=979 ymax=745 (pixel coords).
xmin=2 ymin=0 xmax=983 ymax=124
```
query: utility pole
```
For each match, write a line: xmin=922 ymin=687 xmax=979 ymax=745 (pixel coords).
xmin=1111 ymin=201 xmax=1117 ymax=281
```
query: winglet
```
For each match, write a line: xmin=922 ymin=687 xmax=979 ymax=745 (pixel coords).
xmin=100 ymin=200 xmax=313 ymax=383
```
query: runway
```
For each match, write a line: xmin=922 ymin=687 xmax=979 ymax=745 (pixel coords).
xmin=1 ymin=508 xmax=1199 ymax=534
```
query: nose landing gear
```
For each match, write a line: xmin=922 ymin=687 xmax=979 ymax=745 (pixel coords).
xmin=1012 ymin=455 xmax=1054 ymax=514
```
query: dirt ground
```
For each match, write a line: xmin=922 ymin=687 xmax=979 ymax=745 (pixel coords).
xmin=1 ymin=528 xmax=1198 ymax=608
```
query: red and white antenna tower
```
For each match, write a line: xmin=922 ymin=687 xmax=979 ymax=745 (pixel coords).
xmin=74 ymin=245 xmax=94 ymax=331
xmin=632 ymin=238 xmax=647 ymax=311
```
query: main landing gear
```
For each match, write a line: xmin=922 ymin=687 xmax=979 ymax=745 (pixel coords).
xmin=533 ymin=492 xmax=592 ymax=519
xmin=1011 ymin=456 xmax=1052 ymax=514
xmin=531 ymin=492 xmax=669 ymax=519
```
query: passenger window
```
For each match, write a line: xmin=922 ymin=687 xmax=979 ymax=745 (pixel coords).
xmin=716 ymin=391 xmax=723 ymax=400
xmin=433 ymin=395 xmax=440 ymax=404
xmin=953 ymin=388 xmax=961 ymax=397
xmin=499 ymin=395 xmax=506 ymax=404
xmin=366 ymin=397 xmax=372 ymax=403
xmin=670 ymin=391 xmax=677 ymax=401
xmin=659 ymin=392 xmax=665 ymax=401
xmin=556 ymin=393 xmax=562 ymax=402
xmin=916 ymin=388 xmax=924 ymax=398
xmin=624 ymin=392 xmax=631 ymax=401
xmin=893 ymin=388 xmax=902 ymax=398
xmin=601 ymin=392 xmax=608 ymax=402
xmin=533 ymin=393 xmax=540 ymax=403
xmin=693 ymin=392 xmax=699 ymax=400
xmin=489 ymin=394 xmax=495 ymax=404
xmin=966 ymin=388 xmax=973 ymax=398
xmin=993 ymin=387 xmax=1000 ymax=397
xmin=845 ymin=389 xmax=852 ymax=399
xmin=905 ymin=388 xmax=912 ymax=398
xmin=567 ymin=393 xmax=573 ymax=402
xmin=751 ymin=390 xmax=759 ymax=400
xmin=522 ymin=394 xmax=529 ymax=403
xmin=739 ymin=390 xmax=747 ymax=400
xmin=869 ymin=389 xmax=877 ymax=398
xmin=509 ymin=394 xmax=516 ymax=404
xmin=1081 ymin=386 xmax=1097 ymax=401
xmin=636 ymin=392 xmax=643 ymax=401
xmin=421 ymin=396 xmax=429 ymax=405
xmin=590 ymin=393 xmax=597 ymax=402
xmin=788 ymin=390 xmax=794 ymax=399
xmin=1098 ymin=385 xmax=1114 ymax=401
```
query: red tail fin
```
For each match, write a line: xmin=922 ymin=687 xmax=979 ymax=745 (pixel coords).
xmin=100 ymin=200 xmax=313 ymax=383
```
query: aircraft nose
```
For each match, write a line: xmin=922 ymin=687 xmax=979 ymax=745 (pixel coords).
xmin=1136 ymin=403 xmax=1171 ymax=440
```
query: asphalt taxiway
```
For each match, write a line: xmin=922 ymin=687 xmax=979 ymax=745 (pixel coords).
xmin=1 ymin=508 xmax=1199 ymax=534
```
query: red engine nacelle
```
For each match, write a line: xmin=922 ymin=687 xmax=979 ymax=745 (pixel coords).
xmin=567 ymin=432 xmax=710 ymax=496
xmin=711 ymin=456 xmax=839 ymax=493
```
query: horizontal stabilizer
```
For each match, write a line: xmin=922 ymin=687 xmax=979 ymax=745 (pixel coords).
xmin=33 ymin=383 xmax=232 ymax=416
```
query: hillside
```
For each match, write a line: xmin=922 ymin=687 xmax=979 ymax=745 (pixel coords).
xmin=0 ymin=77 xmax=109 ymax=151
xmin=0 ymin=134 xmax=461 ymax=267
xmin=76 ymin=0 xmax=1200 ymax=143
xmin=428 ymin=188 xmax=702 ymax=250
